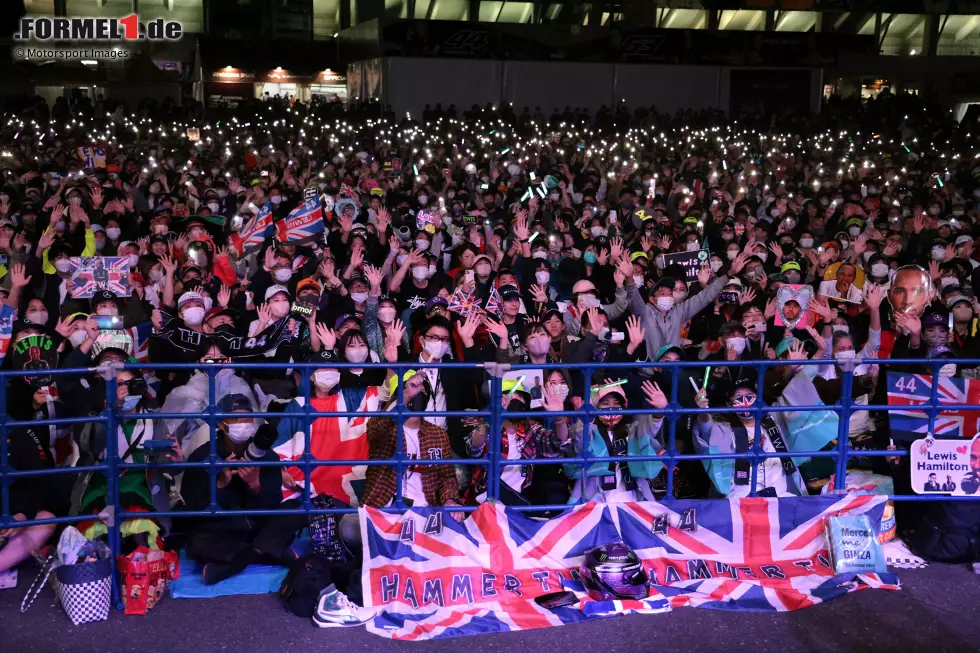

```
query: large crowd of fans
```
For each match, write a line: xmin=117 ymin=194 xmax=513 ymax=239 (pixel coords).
xmin=1 ymin=88 xmax=978 ymax=591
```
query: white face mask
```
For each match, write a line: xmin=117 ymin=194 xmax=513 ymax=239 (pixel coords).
xmin=799 ymin=237 xmax=814 ymax=248
xmin=412 ymin=266 xmax=429 ymax=281
xmin=314 ymin=370 xmax=340 ymax=390
xmin=590 ymin=226 xmax=607 ymax=238
xmin=208 ymin=202 xmax=220 ymax=213
xmin=871 ymin=263 xmax=889 ymax=277
xmin=127 ymin=254 xmax=139 ymax=268
xmin=835 ymin=349 xmax=856 ymax=361
xmin=55 ymin=259 xmax=72 ymax=273
xmin=424 ymin=340 xmax=450 ymax=360
xmin=710 ymin=260 xmax=723 ymax=273
xmin=274 ymin=268 xmax=292 ymax=282
xmin=396 ymin=254 xmax=409 ymax=266
xmin=106 ymin=227 xmax=121 ymax=240
xmin=418 ymin=194 xmax=428 ymax=206
xmin=848 ymin=226 xmax=862 ymax=237
xmin=756 ymin=251 xmax=768 ymax=263
xmin=270 ymin=301 xmax=290 ymax=319
xmin=941 ymin=276 xmax=959 ymax=289
xmin=346 ymin=346 xmax=369 ymax=363
xmin=655 ymin=296 xmax=674 ymax=311
xmin=182 ymin=306 xmax=205 ymax=325
xmin=350 ymin=292 xmax=369 ymax=304
xmin=727 ymin=336 xmax=746 ymax=355
xmin=69 ymin=329 xmax=88 ymax=346
xmin=26 ymin=310 xmax=48 ymax=325
xmin=226 ymin=421 xmax=257 ymax=444
xmin=378 ymin=306 xmax=396 ymax=323
xmin=726 ymin=250 xmax=738 ymax=261
xmin=721 ymin=231 xmax=734 ymax=241
xmin=415 ymin=239 xmax=430 ymax=252
xmin=633 ymin=274 xmax=645 ymax=286
xmin=685 ymin=242 xmax=699 ymax=252
xmin=932 ymin=248 xmax=946 ymax=261
xmin=535 ymin=270 xmax=550 ymax=285
xmin=270 ymin=196 xmax=282 ymax=205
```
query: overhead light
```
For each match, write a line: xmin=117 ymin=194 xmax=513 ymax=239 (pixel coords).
xmin=275 ymin=66 xmax=283 ymax=72
xmin=910 ymin=49 xmax=917 ymax=55
xmin=225 ymin=65 xmax=233 ymax=71
xmin=81 ymin=60 xmax=98 ymax=66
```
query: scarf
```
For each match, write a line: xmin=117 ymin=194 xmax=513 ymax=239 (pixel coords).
xmin=730 ymin=414 xmax=795 ymax=488
xmin=598 ymin=422 xmax=637 ymax=492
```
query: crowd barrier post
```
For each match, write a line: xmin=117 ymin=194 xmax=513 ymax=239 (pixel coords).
xmin=834 ymin=361 xmax=855 ymax=492
xmin=102 ymin=371 xmax=122 ymax=610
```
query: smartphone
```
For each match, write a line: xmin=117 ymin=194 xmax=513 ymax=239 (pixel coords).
xmin=465 ymin=270 xmax=475 ymax=283
xmin=719 ymin=291 xmax=739 ymax=304
xmin=608 ymin=331 xmax=625 ymax=342
xmin=92 ymin=315 xmax=123 ymax=330
xmin=534 ymin=591 xmax=577 ymax=609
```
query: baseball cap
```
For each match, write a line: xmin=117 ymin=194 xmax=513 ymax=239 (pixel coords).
xmin=498 ymin=284 xmax=521 ymax=301
xmin=591 ymin=380 xmax=627 ymax=405
xmin=425 ymin=296 xmax=449 ymax=313
xmin=654 ymin=345 xmax=685 ymax=361
xmin=334 ymin=313 xmax=361 ymax=331
xmin=781 ymin=261 xmax=801 ymax=273
xmin=218 ymin=393 xmax=251 ymax=412
xmin=948 ymin=294 xmax=972 ymax=309
xmin=922 ymin=309 xmax=949 ymax=329
xmin=177 ymin=291 xmax=206 ymax=309
xmin=296 ymin=278 xmax=322 ymax=296
xmin=264 ymin=284 xmax=290 ymax=301
xmin=653 ymin=276 xmax=676 ymax=292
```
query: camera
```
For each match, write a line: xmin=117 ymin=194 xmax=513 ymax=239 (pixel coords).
xmin=243 ymin=424 xmax=279 ymax=462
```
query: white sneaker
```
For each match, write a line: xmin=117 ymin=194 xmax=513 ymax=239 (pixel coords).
xmin=312 ymin=585 xmax=377 ymax=628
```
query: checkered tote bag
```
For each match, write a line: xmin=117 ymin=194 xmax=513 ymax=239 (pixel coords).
xmin=54 ymin=557 xmax=112 ymax=625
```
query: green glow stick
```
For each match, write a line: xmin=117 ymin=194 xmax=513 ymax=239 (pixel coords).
xmin=591 ymin=379 xmax=627 ymax=394
xmin=702 ymin=365 xmax=711 ymax=390
xmin=507 ymin=374 xmax=527 ymax=398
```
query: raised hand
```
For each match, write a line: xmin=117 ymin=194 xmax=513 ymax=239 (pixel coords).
xmin=583 ymin=306 xmax=602 ymax=336
xmin=768 ymin=241 xmax=784 ymax=260
xmin=37 ymin=227 xmax=56 ymax=252
xmin=529 ymin=284 xmax=549 ymax=304
xmin=864 ymin=283 xmax=885 ymax=309
xmin=456 ymin=310 xmax=481 ymax=347
xmin=159 ymin=254 xmax=178 ymax=276
xmin=625 ymin=315 xmax=646 ymax=355
xmin=364 ymin=263 xmax=384 ymax=290
xmin=928 ymin=260 xmax=941 ymax=282
xmin=596 ymin=248 xmax=609 ymax=266
xmin=218 ymin=284 xmax=231 ymax=308
xmin=787 ymin=341 xmax=808 ymax=361
xmin=541 ymin=384 xmax=565 ymax=412
xmin=9 ymin=263 xmax=31 ymax=288
xmin=609 ymin=236 xmax=624 ymax=260
xmin=315 ymin=322 xmax=337 ymax=350
xmin=383 ymin=319 xmax=405 ymax=362
xmin=376 ymin=207 xmax=391 ymax=233
xmin=697 ymin=263 xmax=710 ymax=286
xmin=641 ymin=380 xmax=668 ymax=409
xmin=512 ymin=216 xmax=530 ymax=241
xmin=482 ymin=313 xmax=509 ymax=341
xmin=255 ymin=302 xmax=273 ymax=330
xmin=728 ymin=252 xmax=749 ymax=275
xmin=741 ymin=286 xmax=757 ymax=305
xmin=658 ymin=235 xmax=672 ymax=251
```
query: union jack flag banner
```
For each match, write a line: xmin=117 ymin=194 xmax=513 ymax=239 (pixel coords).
xmin=447 ymin=287 xmax=480 ymax=318
xmin=69 ymin=256 xmax=130 ymax=298
xmin=886 ymin=372 xmax=980 ymax=441
xmin=276 ymin=198 xmax=325 ymax=243
xmin=230 ymin=204 xmax=273 ymax=254
xmin=361 ymin=495 xmax=898 ymax=640
xmin=484 ymin=285 xmax=502 ymax=317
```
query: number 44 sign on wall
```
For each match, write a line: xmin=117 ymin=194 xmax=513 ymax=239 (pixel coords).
xmin=886 ymin=372 xmax=980 ymax=441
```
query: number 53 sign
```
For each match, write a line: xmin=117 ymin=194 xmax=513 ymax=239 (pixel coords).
xmin=886 ymin=372 xmax=980 ymax=441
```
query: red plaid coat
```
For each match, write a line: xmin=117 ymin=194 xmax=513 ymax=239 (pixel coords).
xmin=363 ymin=417 xmax=459 ymax=508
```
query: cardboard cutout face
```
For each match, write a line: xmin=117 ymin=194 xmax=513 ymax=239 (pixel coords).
xmin=776 ymin=284 xmax=813 ymax=329
xmin=888 ymin=265 xmax=932 ymax=318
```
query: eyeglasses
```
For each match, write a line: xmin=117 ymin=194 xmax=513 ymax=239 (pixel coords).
xmin=423 ymin=335 xmax=450 ymax=344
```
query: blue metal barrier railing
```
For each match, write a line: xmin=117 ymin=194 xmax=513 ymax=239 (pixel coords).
xmin=1 ymin=356 xmax=978 ymax=610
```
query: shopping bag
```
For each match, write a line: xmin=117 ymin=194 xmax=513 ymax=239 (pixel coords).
xmin=118 ymin=547 xmax=180 ymax=615
xmin=55 ymin=556 xmax=112 ymax=625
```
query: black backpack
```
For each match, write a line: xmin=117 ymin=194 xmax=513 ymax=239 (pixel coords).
xmin=280 ymin=554 xmax=332 ymax=618
xmin=907 ymin=501 xmax=980 ymax=564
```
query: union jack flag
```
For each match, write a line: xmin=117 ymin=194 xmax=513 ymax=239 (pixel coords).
xmin=229 ymin=204 xmax=273 ymax=255
xmin=447 ymin=288 xmax=480 ymax=317
xmin=272 ymin=387 xmax=379 ymax=506
xmin=484 ymin=285 xmax=502 ymax=317
xmin=886 ymin=372 xmax=980 ymax=441
xmin=339 ymin=183 xmax=359 ymax=199
xmin=69 ymin=256 xmax=130 ymax=299
xmin=362 ymin=495 xmax=898 ymax=640
xmin=276 ymin=198 xmax=325 ymax=243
